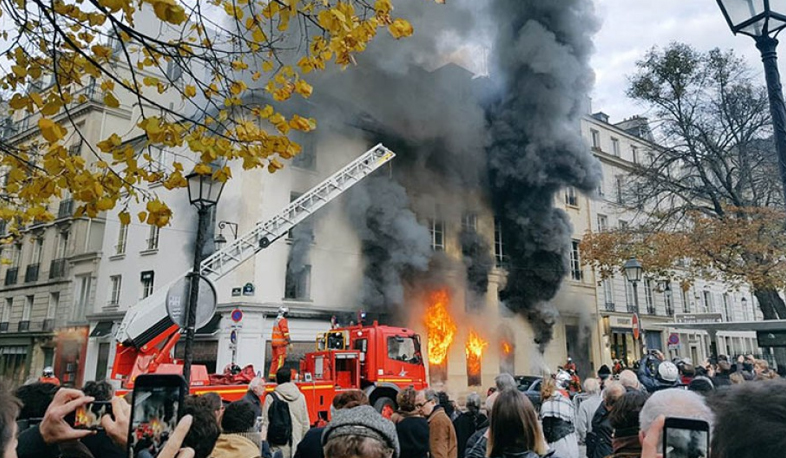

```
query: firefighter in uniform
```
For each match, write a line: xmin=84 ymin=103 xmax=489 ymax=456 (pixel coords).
xmin=39 ymin=366 xmax=60 ymax=386
xmin=268 ymin=307 xmax=290 ymax=380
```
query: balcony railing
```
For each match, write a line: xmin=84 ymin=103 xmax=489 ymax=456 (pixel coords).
xmin=17 ymin=321 xmax=29 ymax=332
xmin=0 ymin=322 xmax=8 ymax=332
xmin=626 ymin=304 xmax=639 ymax=314
xmin=49 ymin=259 xmax=67 ymax=279
xmin=604 ymin=302 xmax=616 ymax=312
xmin=43 ymin=319 xmax=55 ymax=332
xmin=4 ymin=267 xmax=18 ymax=286
xmin=58 ymin=199 xmax=74 ymax=219
xmin=25 ymin=264 xmax=39 ymax=283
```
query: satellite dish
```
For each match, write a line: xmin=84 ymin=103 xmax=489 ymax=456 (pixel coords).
xmin=166 ymin=274 xmax=217 ymax=329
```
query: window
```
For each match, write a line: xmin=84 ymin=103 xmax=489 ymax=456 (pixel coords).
xmin=56 ymin=231 xmax=69 ymax=259
xmin=703 ymin=290 xmax=713 ymax=312
xmin=619 ymin=220 xmax=629 ymax=229
xmin=10 ymin=244 xmax=20 ymax=268
xmin=611 ymin=137 xmax=620 ymax=156
xmin=287 ymin=193 xmax=314 ymax=241
xmin=631 ymin=145 xmax=639 ymax=164
xmin=166 ymin=60 xmax=183 ymax=81
xmin=429 ymin=219 xmax=445 ymax=251
xmin=2 ymin=298 xmax=11 ymax=322
xmin=147 ymin=225 xmax=160 ymax=250
xmin=603 ymin=279 xmax=614 ymax=310
xmin=615 ymin=176 xmax=624 ymax=204
xmin=140 ymin=271 xmax=154 ymax=299
xmin=284 ymin=264 xmax=311 ymax=300
xmin=461 ymin=213 xmax=477 ymax=233
xmin=74 ymin=275 xmax=92 ymax=319
xmin=387 ymin=336 xmax=418 ymax=363
xmin=723 ymin=293 xmax=732 ymax=321
xmin=148 ymin=146 xmax=170 ymax=172
xmin=115 ymin=224 xmax=128 ymax=255
xmin=597 ymin=181 xmax=605 ymax=197
xmin=664 ymin=282 xmax=674 ymax=316
xmin=644 ymin=279 xmax=655 ymax=314
xmin=22 ymin=295 xmax=32 ymax=321
xmin=47 ymin=292 xmax=58 ymax=319
xmin=597 ymin=214 xmax=608 ymax=232
xmin=570 ymin=240 xmax=582 ymax=281
xmin=30 ymin=238 xmax=43 ymax=264
xmin=625 ymin=281 xmax=636 ymax=311
xmin=591 ymin=129 xmax=600 ymax=149
xmin=682 ymin=288 xmax=691 ymax=313
xmin=494 ymin=218 xmax=507 ymax=267
xmin=96 ymin=343 xmax=110 ymax=381
xmin=291 ymin=130 xmax=316 ymax=170
xmin=109 ymin=275 xmax=122 ymax=306
xmin=564 ymin=187 xmax=579 ymax=207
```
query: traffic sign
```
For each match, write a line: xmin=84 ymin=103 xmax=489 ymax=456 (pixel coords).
xmin=231 ymin=308 xmax=243 ymax=323
xmin=668 ymin=333 xmax=680 ymax=345
xmin=632 ymin=313 xmax=640 ymax=340
xmin=166 ymin=274 xmax=217 ymax=329
xmin=230 ymin=329 xmax=238 ymax=345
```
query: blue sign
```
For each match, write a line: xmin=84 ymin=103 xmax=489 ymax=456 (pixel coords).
xmin=230 ymin=329 xmax=238 ymax=345
xmin=231 ymin=309 xmax=243 ymax=323
xmin=242 ymin=283 xmax=255 ymax=296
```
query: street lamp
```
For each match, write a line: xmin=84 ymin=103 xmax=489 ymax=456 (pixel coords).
xmin=623 ymin=257 xmax=645 ymax=354
xmin=717 ymin=0 xmax=786 ymax=205
xmin=214 ymin=220 xmax=239 ymax=249
xmin=184 ymin=170 xmax=225 ymax=385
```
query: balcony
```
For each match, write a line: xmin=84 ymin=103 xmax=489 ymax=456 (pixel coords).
xmin=4 ymin=267 xmax=18 ymax=286
xmin=58 ymin=199 xmax=74 ymax=219
xmin=0 ymin=322 xmax=8 ymax=332
xmin=604 ymin=302 xmax=616 ymax=312
xmin=43 ymin=319 xmax=55 ymax=332
xmin=25 ymin=264 xmax=39 ymax=283
xmin=17 ymin=321 xmax=29 ymax=332
xmin=49 ymin=259 xmax=67 ymax=279
xmin=626 ymin=304 xmax=639 ymax=314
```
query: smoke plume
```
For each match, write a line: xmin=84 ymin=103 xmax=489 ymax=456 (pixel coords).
xmin=460 ymin=228 xmax=493 ymax=308
xmin=485 ymin=0 xmax=601 ymax=351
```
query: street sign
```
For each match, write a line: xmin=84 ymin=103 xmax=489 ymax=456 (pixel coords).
xmin=242 ymin=282 xmax=255 ymax=296
xmin=632 ymin=313 xmax=640 ymax=340
xmin=668 ymin=333 xmax=680 ymax=345
xmin=166 ymin=274 xmax=217 ymax=329
xmin=230 ymin=329 xmax=238 ymax=345
xmin=231 ymin=308 xmax=243 ymax=323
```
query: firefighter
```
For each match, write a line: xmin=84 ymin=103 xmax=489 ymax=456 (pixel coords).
xmin=39 ymin=366 xmax=60 ymax=386
xmin=268 ymin=307 xmax=290 ymax=381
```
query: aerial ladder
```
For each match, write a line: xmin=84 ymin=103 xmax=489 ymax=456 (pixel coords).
xmin=111 ymin=144 xmax=395 ymax=388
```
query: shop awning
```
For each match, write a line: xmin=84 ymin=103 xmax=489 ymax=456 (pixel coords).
xmin=89 ymin=321 xmax=114 ymax=338
xmin=195 ymin=314 xmax=221 ymax=336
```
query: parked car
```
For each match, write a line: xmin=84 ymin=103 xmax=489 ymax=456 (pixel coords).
xmin=515 ymin=375 xmax=542 ymax=411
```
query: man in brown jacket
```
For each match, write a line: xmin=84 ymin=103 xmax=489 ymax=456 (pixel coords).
xmin=416 ymin=389 xmax=457 ymax=458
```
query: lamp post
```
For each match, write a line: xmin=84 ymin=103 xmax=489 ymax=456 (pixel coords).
xmin=184 ymin=171 xmax=225 ymax=384
xmin=623 ymin=258 xmax=645 ymax=354
xmin=716 ymin=1 xmax=786 ymax=205
xmin=214 ymin=220 xmax=239 ymax=250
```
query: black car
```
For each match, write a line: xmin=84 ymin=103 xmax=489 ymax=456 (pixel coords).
xmin=515 ymin=375 xmax=543 ymax=411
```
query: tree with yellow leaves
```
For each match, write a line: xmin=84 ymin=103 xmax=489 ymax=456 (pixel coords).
xmin=0 ymin=0 xmax=437 ymax=229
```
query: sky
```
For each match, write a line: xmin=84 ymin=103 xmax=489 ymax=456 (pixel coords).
xmin=591 ymin=0 xmax=773 ymax=124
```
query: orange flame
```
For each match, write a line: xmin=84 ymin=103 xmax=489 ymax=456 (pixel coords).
xmin=465 ymin=330 xmax=488 ymax=360
xmin=502 ymin=341 xmax=512 ymax=355
xmin=424 ymin=289 xmax=457 ymax=366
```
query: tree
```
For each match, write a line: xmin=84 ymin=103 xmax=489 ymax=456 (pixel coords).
xmin=581 ymin=43 xmax=786 ymax=323
xmin=0 ymin=0 xmax=435 ymax=228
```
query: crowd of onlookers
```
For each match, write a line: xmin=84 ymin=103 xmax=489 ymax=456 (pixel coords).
xmin=0 ymin=354 xmax=784 ymax=458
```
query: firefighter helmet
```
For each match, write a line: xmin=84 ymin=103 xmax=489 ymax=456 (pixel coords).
xmin=277 ymin=307 xmax=289 ymax=317
xmin=43 ymin=366 xmax=54 ymax=377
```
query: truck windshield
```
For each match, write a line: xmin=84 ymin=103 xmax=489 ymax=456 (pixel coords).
xmin=387 ymin=336 xmax=419 ymax=363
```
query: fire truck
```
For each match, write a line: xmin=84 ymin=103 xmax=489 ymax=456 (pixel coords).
xmin=109 ymin=144 xmax=427 ymax=421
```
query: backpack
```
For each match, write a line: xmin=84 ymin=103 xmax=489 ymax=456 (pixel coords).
xmin=266 ymin=392 xmax=292 ymax=446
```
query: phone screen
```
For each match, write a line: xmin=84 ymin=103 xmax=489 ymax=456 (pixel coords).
xmin=74 ymin=401 xmax=113 ymax=430
xmin=129 ymin=382 xmax=182 ymax=458
xmin=664 ymin=419 xmax=710 ymax=458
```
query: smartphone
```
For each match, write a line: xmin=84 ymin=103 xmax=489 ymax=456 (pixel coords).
xmin=663 ymin=417 xmax=710 ymax=458
xmin=67 ymin=401 xmax=113 ymax=430
xmin=127 ymin=374 xmax=188 ymax=458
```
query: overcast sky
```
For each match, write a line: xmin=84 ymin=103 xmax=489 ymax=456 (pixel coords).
xmin=591 ymin=0 xmax=773 ymax=124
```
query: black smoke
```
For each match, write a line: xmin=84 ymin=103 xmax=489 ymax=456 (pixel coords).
xmin=460 ymin=228 xmax=493 ymax=307
xmin=486 ymin=0 xmax=601 ymax=351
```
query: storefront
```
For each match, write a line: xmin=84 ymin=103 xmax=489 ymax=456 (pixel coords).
xmin=606 ymin=315 xmax=642 ymax=367
xmin=54 ymin=327 xmax=89 ymax=387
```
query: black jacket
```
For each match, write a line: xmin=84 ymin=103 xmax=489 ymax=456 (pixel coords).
xmin=293 ymin=426 xmax=324 ymax=458
xmin=396 ymin=416 xmax=430 ymax=458
xmin=453 ymin=411 xmax=486 ymax=458
xmin=588 ymin=403 xmax=613 ymax=458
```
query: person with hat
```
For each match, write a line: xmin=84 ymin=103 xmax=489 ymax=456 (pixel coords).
xmin=39 ymin=367 xmax=60 ymax=386
xmin=597 ymin=365 xmax=612 ymax=390
xmin=321 ymin=405 xmax=400 ymax=458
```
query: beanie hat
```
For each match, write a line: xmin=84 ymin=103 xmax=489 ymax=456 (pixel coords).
xmin=598 ymin=365 xmax=612 ymax=379
xmin=322 ymin=405 xmax=400 ymax=458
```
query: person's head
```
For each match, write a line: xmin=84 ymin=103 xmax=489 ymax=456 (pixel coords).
xmin=729 ymin=372 xmax=746 ymax=384
xmin=598 ymin=364 xmax=612 ymax=380
xmin=275 ymin=367 xmax=291 ymax=385
xmin=710 ymin=379 xmax=786 ymax=458
xmin=487 ymin=389 xmax=548 ymax=457
xmin=602 ymin=381 xmax=626 ymax=411
xmin=0 ymin=386 xmax=21 ymax=458
xmin=608 ymin=390 xmax=649 ymax=438
xmin=618 ymin=369 xmax=640 ymax=390
xmin=42 ymin=367 xmax=54 ymax=378
xmin=415 ymin=389 xmax=438 ymax=417
xmin=583 ymin=377 xmax=600 ymax=395
xmin=248 ymin=376 xmax=266 ymax=397
xmin=396 ymin=387 xmax=417 ymax=413
xmin=221 ymin=401 xmax=256 ymax=434
xmin=717 ymin=360 xmax=732 ymax=374
xmin=688 ymin=376 xmax=715 ymax=395
xmin=540 ymin=376 xmax=557 ymax=400
xmin=494 ymin=373 xmax=517 ymax=391
xmin=465 ymin=392 xmax=481 ymax=414
xmin=639 ymin=388 xmax=713 ymax=448
xmin=322 ymin=406 xmax=399 ymax=458
xmin=14 ymin=382 xmax=59 ymax=421
xmin=182 ymin=396 xmax=221 ymax=458
xmin=754 ymin=359 xmax=769 ymax=375
xmin=81 ymin=380 xmax=114 ymax=401
xmin=333 ymin=390 xmax=369 ymax=410
xmin=437 ymin=392 xmax=453 ymax=416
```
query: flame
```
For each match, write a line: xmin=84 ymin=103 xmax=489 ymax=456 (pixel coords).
xmin=502 ymin=341 xmax=512 ymax=355
xmin=465 ymin=330 xmax=488 ymax=360
xmin=424 ymin=289 xmax=457 ymax=366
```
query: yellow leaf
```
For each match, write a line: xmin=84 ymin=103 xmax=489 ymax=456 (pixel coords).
xmin=267 ymin=158 xmax=284 ymax=173
xmin=137 ymin=211 xmax=147 ymax=222
xmin=294 ymin=79 xmax=312 ymax=98
xmin=97 ymin=133 xmax=122 ymax=152
xmin=104 ymin=92 xmax=120 ymax=108
xmin=101 ymin=80 xmax=115 ymax=91
xmin=262 ymin=61 xmax=274 ymax=72
xmin=388 ymin=18 xmax=413 ymax=39
xmin=193 ymin=163 xmax=212 ymax=175
xmin=118 ymin=211 xmax=131 ymax=225
xmin=151 ymin=0 xmax=187 ymax=24
xmin=38 ymin=118 xmax=66 ymax=143
xmin=184 ymin=85 xmax=197 ymax=98
xmin=41 ymin=101 xmax=62 ymax=116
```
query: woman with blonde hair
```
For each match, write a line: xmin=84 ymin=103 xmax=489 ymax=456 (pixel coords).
xmin=540 ymin=374 xmax=579 ymax=458
xmin=486 ymin=389 xmax=554 ymax=458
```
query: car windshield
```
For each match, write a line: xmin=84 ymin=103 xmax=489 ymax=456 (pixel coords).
xmin=387 ymin=336 xmax=419 ymax=363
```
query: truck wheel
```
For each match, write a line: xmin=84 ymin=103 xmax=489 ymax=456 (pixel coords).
xmin=373 ymin=397 xmax=396 ymax=419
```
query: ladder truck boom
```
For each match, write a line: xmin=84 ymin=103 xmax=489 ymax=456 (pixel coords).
xmin=114 ymin=144 xmax=395 ymax=349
